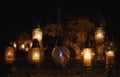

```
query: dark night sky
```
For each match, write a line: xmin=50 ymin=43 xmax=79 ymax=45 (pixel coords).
xmin=0 ymin=0 xmax=120 ymax=41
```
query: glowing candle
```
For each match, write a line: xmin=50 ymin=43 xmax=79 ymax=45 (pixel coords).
xmin=32 ymin=27 xmax=43 ymax=44
xmin=13 ymin=43 xmax=17 ymax=48
xmin=32 ymin=52 xmax=40 ymax=61
xmin=83 ymin=48 xmax=92 ymax=66
xmin=106 ymin=51 xmax=114 ymax=65
xmin=5 ymin=47 xmax=15 ymax=63
xmin=95 ymin=27 xmax=105 ymax=42
xmin=21 ymin=44 xmax=25 ymax=49
xmin=27 ymin=39 xmax=44 ymax=64
xmin=95 ymin=32 xmax=104 ymax=41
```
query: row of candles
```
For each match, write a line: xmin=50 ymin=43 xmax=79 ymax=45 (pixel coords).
xmin=4 ymin=44 xmax=114 ymax=66
xmin=4 ymin=25 xmax=43 ymax=64
xmin=82 ymin=47 xmax=114 ymax=67
xmin=4 ymin=24 xmax=115 ymax=67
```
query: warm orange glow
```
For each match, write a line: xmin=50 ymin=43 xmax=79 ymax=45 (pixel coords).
xmin=13 ymin=43 xmax=17 ymax=48
xmin=95 ymin=27 xmax=105 ymax=41
xmin=32 ymin=28 xmax=43 ymax=43
xmin=95 ymin=32 xmax=104 ymax=41
xmin=32 ymin=52 xmax=40 ymax=61
xmin=21 ymin=44 xmax=25 ymax=50
xmin=28 ymin=48 xmax=44 ymax=64
xmin=59 ymin=56 xmax=65 ymax=65
xmin=5 ymin=47 xmax=15 ymax=63
xmin=30 ymin=42 xmax=33 ymax=48
xmin=106 ymin=51 xmax=114 ymax=65
xmin=25 ymin=47 xmax=30 ymax=52
xmin=97 ymin=45 xmax=104 ymax=54
xmin=83 ymin=48 xmax=92 ymax=66
xmin=107 ymin=51 xmax=114 ymax=56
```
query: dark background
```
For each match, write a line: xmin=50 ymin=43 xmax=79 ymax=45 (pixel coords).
xmin=0 ymin=0 xmax=120 ymax=41
xmin=0 ymin=0 xmax=120 ymax=71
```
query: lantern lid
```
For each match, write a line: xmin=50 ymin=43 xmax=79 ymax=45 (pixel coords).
xmin=32 ymin=39 xmax=40 ymax=48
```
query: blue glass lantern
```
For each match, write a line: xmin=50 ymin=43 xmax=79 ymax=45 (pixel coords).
xmin=51 ymin=45 xmax=71 ymax=67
